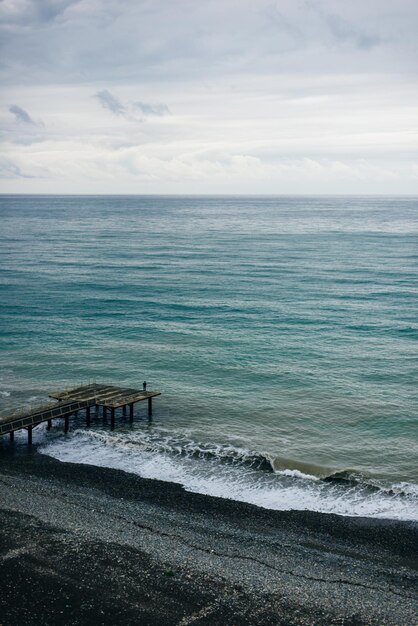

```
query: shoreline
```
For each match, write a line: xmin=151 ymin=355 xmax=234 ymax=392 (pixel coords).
xmin=0 ymin=445 xmax=417 ymax=625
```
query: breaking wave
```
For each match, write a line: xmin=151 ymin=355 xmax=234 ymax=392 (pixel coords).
xmin=63 ymin=427 xmax=275 ymax=471
xmin=37 ymin=424 xmax=418 ymax=521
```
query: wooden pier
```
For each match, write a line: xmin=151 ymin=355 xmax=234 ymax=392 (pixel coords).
xmin=0 ymin=383 xmax=161 ymax=444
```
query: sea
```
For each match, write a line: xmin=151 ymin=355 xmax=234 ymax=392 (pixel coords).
xmin=0 ymin=194 xmax=417 ymax=520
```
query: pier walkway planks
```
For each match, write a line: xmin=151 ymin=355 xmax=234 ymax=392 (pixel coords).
xmin=49 ymin=383 xmax=161 ymax=408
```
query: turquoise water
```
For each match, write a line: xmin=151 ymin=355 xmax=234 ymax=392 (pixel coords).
xmin=1 ymin=195 xmax=417 ymax=518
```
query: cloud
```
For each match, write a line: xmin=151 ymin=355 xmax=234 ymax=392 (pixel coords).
xmin=0 ymin=0 xmax=80 ymax=26
xmin=133 ymin=101 xmax=170 ymax=116
xmin=0 ymin=1 xmax=417 ymax=193
xmin=35 ymin=0 xmax=81 ymax=24
xmin=326 ymin=16 xmax=380 ymax=50
xmin=3 ymin=136 xmax=417 ymax=195
xmin=0 ymin=156 xmax=34 ymax=178
xmin=94 ymin=90 xmax=170 ymax=120
xmin=9 ymin=104 xmax=37 ymax=125
xmin=94 ymin=90 xmax=126 ymax=116
xmin=307 ymin=3 xmax=381 ymax=50
xmin=2 ymin=0 xmax=417 ymax=87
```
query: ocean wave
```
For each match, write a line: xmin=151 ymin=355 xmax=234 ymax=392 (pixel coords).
xmin=381 ymin=482 xmax=418 ymax=498
xmin=36 ymin=426 xmax=418 ymax=521
xmin=322 ymin=471 xmax=418 ymax=499
xmin=275 ymin=468 xmax=319 ymax=481
xmin=322 ymin=469 xmax=370 ymax=487
xmin=71 ymin=428 xmax=275 ymax=472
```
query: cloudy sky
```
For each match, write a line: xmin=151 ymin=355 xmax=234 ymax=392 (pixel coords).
xmin=1 ymin=0 xmax=417 ymax=194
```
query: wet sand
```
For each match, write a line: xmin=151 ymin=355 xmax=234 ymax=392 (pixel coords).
xmin=0 ymin=445 xmax=417 ymax=625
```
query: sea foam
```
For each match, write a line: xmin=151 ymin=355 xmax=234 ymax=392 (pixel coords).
xmin=38 ymin=425 xmax=418 ymax=522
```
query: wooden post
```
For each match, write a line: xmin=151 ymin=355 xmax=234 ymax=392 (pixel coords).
xmin=148 ymin=397 xmax=152 ymax=417
xmin=129 ymin=403 xmax=134 ymax=422
xmin=86 ymin=406 xmax=91 ymax=426
xmin=47 ymin=419 xmax=52 ymax=430
xmin=103 ymin=406 xmax=107 ymax=420
xmin=111 ymin=407 xmax=115 ymax=429
xmin=123 ymin=405 xmax=126 ymax=417
xmin=28 ymin=426 xmax=33 ymax=445
xmin=64 ymin=415 xmax=69 ymax=433
xmin=9 ymin=430 xmax=14 ymax=443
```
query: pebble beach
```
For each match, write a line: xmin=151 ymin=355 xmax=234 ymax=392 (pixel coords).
xmin=0 ymin=445 xmax=417 ymax=625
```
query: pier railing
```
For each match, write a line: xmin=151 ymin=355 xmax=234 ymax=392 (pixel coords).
xmin=0 ymin=398 xmax=93 ymax=436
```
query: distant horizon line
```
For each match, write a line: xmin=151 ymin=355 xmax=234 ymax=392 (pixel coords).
xmin=1 ymin=193 xmax=417 ymax=198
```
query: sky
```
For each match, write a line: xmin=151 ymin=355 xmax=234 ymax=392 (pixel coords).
xmin=0 ymin=0 xmax=417 ymax=195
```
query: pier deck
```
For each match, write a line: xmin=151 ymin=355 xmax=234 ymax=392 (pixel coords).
xmin=0 ymin=383 xmax=161 ymax=443
xmin=49 ymin=383 xmax=160 ymax=408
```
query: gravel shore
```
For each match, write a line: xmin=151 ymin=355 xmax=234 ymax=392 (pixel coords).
xmin=0 ymin=445 xmax=417 ymax=625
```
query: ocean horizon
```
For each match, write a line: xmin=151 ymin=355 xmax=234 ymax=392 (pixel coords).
xmin=1 ymin=194 xmax=417 ymax=520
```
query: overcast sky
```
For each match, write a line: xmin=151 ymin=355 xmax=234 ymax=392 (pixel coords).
xmin=1 ymin=0 xmax=417 ymax=194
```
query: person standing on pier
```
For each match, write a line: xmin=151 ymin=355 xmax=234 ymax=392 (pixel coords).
xmin=143 ymin=381 xmax=147 ymax=392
